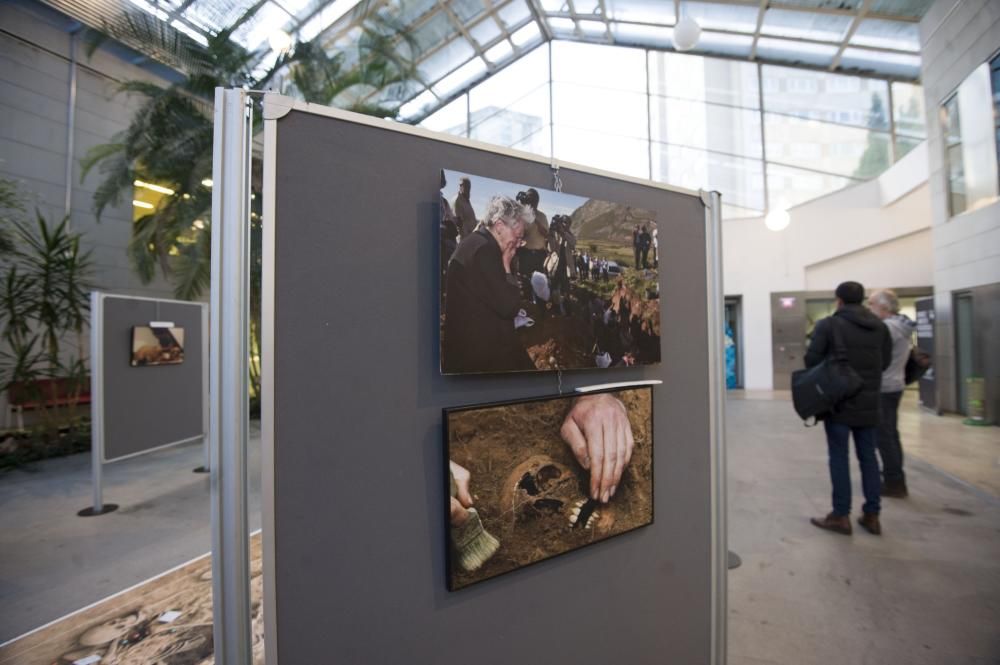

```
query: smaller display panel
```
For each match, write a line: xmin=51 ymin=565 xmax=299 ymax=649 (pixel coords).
xmin=440 ymin=168 xmax=661 ymax=375
xmin=130 ymin=326 xmax=185 ymax=367
xmin=444 ymin=386 xmax=654 ymax=591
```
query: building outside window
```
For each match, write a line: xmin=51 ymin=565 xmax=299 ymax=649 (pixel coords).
xmin=942 ymin=62 xmax=1000 ymax=217
xmin=421 ymin=41 xmax=927 ymax=219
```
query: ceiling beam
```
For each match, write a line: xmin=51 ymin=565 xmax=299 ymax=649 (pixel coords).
xmin=525 ymin=0 xmax=554 ymax=40
xmin=435 ymin=0 xmax=491 ymax=64
xmin=830 ymin=0 xmax=874 ymax=71
xmin=748 ymin=0 xmax=768 ymax=60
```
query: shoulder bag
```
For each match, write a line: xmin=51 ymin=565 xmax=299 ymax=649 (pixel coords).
xmin=791 ymin=317 xmax=865 ymax=426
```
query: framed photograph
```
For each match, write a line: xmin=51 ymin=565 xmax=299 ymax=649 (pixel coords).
xmin=444 ymin=385 xmax=654 ymax=591
xmin=440 ymin=169 xmax=661 ymax=375
xmin=130 ymin=326 xmax=185 ymax=367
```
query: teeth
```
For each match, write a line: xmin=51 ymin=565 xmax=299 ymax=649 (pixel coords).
xmin=575 ymin=499 xmax=585 ymax=508
xmin=569 ymin=513 xmax=578 ymax=524
xmin=586 ymin=513 xmax=598 ymax=528
xmin=571 ymin=507 xmax=581 ymax=516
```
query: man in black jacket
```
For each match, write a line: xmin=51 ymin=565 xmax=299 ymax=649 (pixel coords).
xmin=804 ymin=281 xmax=892 ymax=536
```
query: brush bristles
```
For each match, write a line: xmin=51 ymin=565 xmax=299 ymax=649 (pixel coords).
xmin=453 ymin=508 xmax=500 ymax=572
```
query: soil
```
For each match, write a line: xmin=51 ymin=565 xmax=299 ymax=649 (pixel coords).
xmin=516 ymin=275 xmax=660 ymax=371
xmin=447 ymin=388 xmax=653 ymax=590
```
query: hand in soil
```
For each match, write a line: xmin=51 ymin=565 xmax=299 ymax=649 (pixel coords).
xmin=450 ymin=460 xmax=475 ymax=526
xmin=559 ymin=394 xmax=635 ymax=503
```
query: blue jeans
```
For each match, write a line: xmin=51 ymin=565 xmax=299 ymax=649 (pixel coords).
xmin=823 ymin=421 xmax=881 ymax=516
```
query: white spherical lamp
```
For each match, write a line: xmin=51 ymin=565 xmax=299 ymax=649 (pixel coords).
xmin=268 ymin=29 xmax=293 ymax=53
xmin=765 ymin=207 xmax=790 ymax=232
xmin=673 ymin=16 xmax=701 ymax=52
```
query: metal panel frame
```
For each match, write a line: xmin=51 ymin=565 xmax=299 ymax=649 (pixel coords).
xmin=210 ymin=87 xmax=253 ymax=665
xmin=254 ymin=92 xmax=727 ymax=664
xmin=702 ymin=189 xmax=727 ymax=665
xmin=84 ymin=291 xmax=209 ymax=516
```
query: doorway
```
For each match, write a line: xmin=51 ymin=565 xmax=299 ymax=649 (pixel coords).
xmin=725 ymin=297 xmax=743 ymax=389
xmin=955 ymin=292 xmax=975 ymax=415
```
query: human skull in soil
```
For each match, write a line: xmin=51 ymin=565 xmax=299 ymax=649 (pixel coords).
xmin=501 ymin=454 xmax=612 ymax=530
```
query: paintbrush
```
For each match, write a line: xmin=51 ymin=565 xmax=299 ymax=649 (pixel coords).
xmin=451 ymin=472 xmax=500 ymax=572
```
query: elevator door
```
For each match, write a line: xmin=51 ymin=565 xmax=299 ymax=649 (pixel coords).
xmin=955 ymin=293 xmax=975 ymax=415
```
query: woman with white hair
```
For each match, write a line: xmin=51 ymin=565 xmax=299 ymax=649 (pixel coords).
xmin=867 ymin=288 xmax=916 ymax=498
xmin=442 ymin=195 xmax=535 ymax=374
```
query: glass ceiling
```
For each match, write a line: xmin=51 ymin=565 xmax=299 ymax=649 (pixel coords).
xmin=72 ymin=0 xmax=934 ymax=120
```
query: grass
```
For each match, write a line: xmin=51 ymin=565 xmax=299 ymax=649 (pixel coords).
xmin=581 ymin=239 xmax=636 ymax=268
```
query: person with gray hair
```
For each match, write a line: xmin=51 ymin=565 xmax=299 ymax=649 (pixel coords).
xmin=442 ymin=195 xmax=535 ymax=373
xmin=867 ymin=288 xmax=916 ymax=498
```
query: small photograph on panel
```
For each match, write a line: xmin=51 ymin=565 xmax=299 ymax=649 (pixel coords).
xmin=444 ymin=386 xmax=654 ymax=590
xmin=440 ymin=169 xmax=661 ymax=375
xmin=130 ymin=326 xmax=185 ymax=367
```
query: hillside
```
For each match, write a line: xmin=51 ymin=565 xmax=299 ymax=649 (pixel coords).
xmin=569 ymin=199 xmax=657 ymax=244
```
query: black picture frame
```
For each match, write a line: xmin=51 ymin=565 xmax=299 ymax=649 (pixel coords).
xmin=443 ymin=385 xmax=655 ymax=591
xmin=440 ymin=168 xmax=662 ymax=376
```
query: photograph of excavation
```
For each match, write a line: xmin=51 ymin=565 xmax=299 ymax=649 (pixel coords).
xmin=445 ymin=387 xmax=653 ymax=590
xmin=440 ymin=169 xmax=660 ymax=375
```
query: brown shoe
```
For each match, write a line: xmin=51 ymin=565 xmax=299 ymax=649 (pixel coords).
xmin=858 ymin=513 xmax=881 ymax=535
xmin=810 ymin=512 xmax=852 ymax=535
xmin=881 ymin=481 xmax=908 ymax=498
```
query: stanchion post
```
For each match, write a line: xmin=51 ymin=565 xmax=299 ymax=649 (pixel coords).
xmin=702 ymin=190 xmax=727 ymax=665
xmin=79 ymin=291 xmax=118 ymax=517
xmin=210 ymin=87 xmax=253 ymax=665
xmin=195 ymin=303 xmax=211 ymax=473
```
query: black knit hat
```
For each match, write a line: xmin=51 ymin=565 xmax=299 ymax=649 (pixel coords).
xmin=835 ymin=281 xmax=865 ymax=304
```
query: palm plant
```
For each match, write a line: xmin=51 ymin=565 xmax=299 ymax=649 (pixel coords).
xmin=1 ymin=181 xmax=94 ymax=436
xmin=81 ymin=3 xmax=419 ymax=409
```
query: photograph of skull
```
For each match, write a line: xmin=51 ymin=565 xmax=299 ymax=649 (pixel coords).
xmin=130 ymin=326 xmax=185 ymax=367
xmin=444 ymin=386 xmax=653 ymax=590
xmin=440 ymin=168 xmax=660 ymax=375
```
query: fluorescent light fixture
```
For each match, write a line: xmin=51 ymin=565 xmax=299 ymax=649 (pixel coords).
xmin=133 ymin=200 xmax=155 ymax=209
xmin=510 ymin=21 xmax=541 ymax=47
xmin=578 ymin=20 xmax=607 ymax=36
xmin=201 ymin=178 xmax=213 ymax=188
xmin=126 ymin=0 xmax=169 ymax=21
xmin=484 ymin=39 xmax=513 ymax=63
xmin=298 ymin=0 xmax=363 ymax=42
xmin=433 ymin=58 xmax=487 ymax=98
xmin=134 ymin=179 xmax=175 ymax=196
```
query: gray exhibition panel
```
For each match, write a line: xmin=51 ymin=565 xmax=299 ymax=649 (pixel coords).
xmin=272 ymin=110 xmax=711 ymax=663
xmin=101 ymin=296 xmax=205 ymax=461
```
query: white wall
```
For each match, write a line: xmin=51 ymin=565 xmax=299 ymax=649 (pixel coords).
xmin=1 ymin=0 xmax=176 ymax=298
xmin=919 ymin=0 xmax=1000 ymax=412
xmin=805 ymin=229 xmax=933 ymax=291
xmin=724 ymin=144 xmax=933 ymax=390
